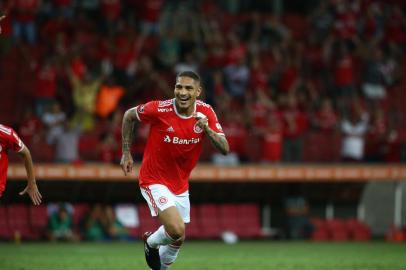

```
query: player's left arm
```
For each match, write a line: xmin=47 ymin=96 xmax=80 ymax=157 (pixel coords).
xmin=195 ymin=111 xmax=229 ymax=155
xmin=203 ymin=125 xmax=229 ymax=155
xmin=17 ymin=145 xmax=42 ymax=205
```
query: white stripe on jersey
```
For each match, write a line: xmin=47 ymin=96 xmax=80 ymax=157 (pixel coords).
xmin=0 ymin=125 xmax=11 ymax=135
xmin=133 ymin=106 xmax=141 ymax=121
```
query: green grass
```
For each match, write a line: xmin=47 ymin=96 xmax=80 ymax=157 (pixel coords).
xmin=0 ymin=241 xmax=405 ymax=270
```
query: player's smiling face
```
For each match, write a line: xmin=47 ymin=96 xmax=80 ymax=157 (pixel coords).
xmin=174 ymin=76 xmax=201 ymax=116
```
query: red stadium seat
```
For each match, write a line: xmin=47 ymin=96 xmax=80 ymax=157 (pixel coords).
xmin=7 ymin=204 xmax=35 ymax=240
xmin=29 ymin=205 xmax=48 ymax=240
xmin=0 ymin=206 xmax=12 ymax=240
xmin=326 ymin=219 xmax=350 ymax=241
xmin=237 ymin=204 xmax=263 ymax=238
xmin=310 ymin=218 xmax=329 ymax=241
xmin=219 ymin=204 xmax=239 ymax=233
xmin=198 ymin=204 xmax=222 ymax=239
xmin=346 ymin=219 xmax=371 ymax=241
xmin=186 ymin=205 xmax=201 ymax=239
xmin=137 ymin=204 xmax=160 ymax=235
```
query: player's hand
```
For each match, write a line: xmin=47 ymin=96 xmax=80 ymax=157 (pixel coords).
xmin=19 ymin=182 xmax=42 ymax=205
xmin=0 ymin=15 xmax=6 ymax=34
xmin=194 ymin=112 xmax=208 ymax=129
xmin=120 ymin=152 xmax=134 ymax=176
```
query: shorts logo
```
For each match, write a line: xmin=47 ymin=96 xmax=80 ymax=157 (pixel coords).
xmin=158 ymin=196 xmax=168 ymax=205
xmin=193 ymin=123 xmax=203 ymax=133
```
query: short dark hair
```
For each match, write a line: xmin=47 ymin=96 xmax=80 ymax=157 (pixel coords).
xmin=176 ymin=71 xmax=201 ymax=84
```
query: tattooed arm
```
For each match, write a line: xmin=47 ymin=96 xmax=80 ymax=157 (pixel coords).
xmin=120 ymin=107 xmax=138 ymax=175
xmin=195 ymin=115 xmax=229 ymax=155
xmin=203 ymin=125 xmax=230 ymax=155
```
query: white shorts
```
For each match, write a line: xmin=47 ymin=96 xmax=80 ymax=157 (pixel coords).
xmin=140 ymin=184 xmax=190 ymax=223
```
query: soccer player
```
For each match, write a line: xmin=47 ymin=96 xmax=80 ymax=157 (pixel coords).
xmin=121 ymin=71 xmax=229 ymax=270
xmin=0 ymin=124 xmax=42 ymax=205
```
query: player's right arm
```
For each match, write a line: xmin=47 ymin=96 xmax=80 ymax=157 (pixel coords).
xmin=120 ymin=107 xmax=138 ymax=176
xmin=17 ymin=145 xmax=42 ymax=205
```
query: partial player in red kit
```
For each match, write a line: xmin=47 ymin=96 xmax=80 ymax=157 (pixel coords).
xmin=0 ymin=124 xmax=42 ymax=205
xmin=121 ymin=71 xmax=229 ymax=270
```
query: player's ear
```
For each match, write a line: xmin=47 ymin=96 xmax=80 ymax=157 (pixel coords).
xmin=197 ymin=86 xmax=202 ymax=97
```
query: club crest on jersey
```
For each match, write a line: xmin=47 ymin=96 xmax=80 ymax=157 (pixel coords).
xmin=137 ymin=105 xmax=145 ymax=113
xmin=158 ymin=196 xmax=168 ymax=205
xmin=193 ymin=123 xmax=203 ymax=134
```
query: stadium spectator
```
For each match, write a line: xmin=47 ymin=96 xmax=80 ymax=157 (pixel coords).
xmin=361 ymin=46 xmax=387 ymax=101
xmin=95 ymin=76 xmax=124 ymax=119
xmin=260 ymin=111 xmax=283 ymax=163
xmin=83 ymin=204 xmax=107 ymax=241
xmin=49 ymin=120 xmax=81 ymax=163
xmin=69 ymin=69 xmax=102 ymax=131
xmin=19 ymin=107 xmax=44 ymax=148
xmin=224 ymin=56 xmax=250 ymax=99
xmin=103 ymin=205 xmax=129 ymax=241
xmin=311 ymin=98 xmax=338 ymax=132
xmin=97 ymin=133 xmax=118 ymax=164
xmin=365 ymin=107 xmax=387 ymax=162
xmin=340 ymin=106 xmax=369 ymax=162
xmin=0 ymin=123 xmax=42 ymax=204
xmin=285 ymin=195 xmax=313 ymax=239
xmin=47 ymin=203 xmax=78 ymax=242
xmin=10 ymin=0 xmax=41 ymax=45
xmin=34 ymin=58 xmax=58 ymax=117
xmin=281 ymin=93 xmax=308 ymax=162
xmin=42 ymin=101 xmax=66 ymax=144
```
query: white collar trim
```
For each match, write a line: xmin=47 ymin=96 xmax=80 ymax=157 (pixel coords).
xmin=172 ymin=98 xmax=196 ymax=119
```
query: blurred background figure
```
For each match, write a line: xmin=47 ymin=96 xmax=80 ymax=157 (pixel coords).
xmin=47 ymin=203 xmax=78 ymax=242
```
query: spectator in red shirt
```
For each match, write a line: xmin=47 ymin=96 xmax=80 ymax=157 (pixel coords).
xmin=139 ymin=0 xmax=163 ymax=36
xmin=34 ymin=58 xmax=58 ymax=116
xmin=282 ymin=93 xmax=308 ymax=162
xmin=312 ymin=98 xmax=338 ymax=132
xmin=365 ymin=107 xmax=387 ymax=162
xmin=260 ymin=111 xmax=283 ymax=163
xmin=11 ymin=0 xmax=40 ymax=44
xmin=97 ymin=133 xmax=118 ymax=163
xmin=100 ymin=0 xmax=121 ymax=33
xmin=221 ymin=111 xmax=249 ymax=162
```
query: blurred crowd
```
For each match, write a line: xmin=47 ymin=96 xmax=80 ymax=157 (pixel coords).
xmin=47 ymin=203 xmax=132 ymax=242
xmin=1 ymin=0 xmax=405 ymax=164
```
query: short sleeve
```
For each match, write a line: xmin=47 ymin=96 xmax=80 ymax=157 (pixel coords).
xmin=205 ymin=106 xmax=225 ymax=135
xmin=135 ymin=101 xmax=159 ymax=123
xmin=9 ymin=129 xmax=24 ymax=152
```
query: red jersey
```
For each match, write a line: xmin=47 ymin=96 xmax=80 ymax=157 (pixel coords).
xmin=134 ymin=99 xmax=224 ymax=194
xmin=0 ymin=124 xmax=24 ymax=195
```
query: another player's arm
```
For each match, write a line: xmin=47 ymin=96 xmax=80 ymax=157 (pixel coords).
xmin=203 ymin=125 xmax=229 ymax=155
xmin=17 ymin=145 xmax=42 ymax=205
xmin=120 ymin=107 xmax=138 ymax=175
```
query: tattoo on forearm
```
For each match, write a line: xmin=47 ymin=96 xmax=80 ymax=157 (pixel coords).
xmin=122 ymin=109 xmax=137 ymax=153
xmin=204 ymin=126 xmax=229 ymax=155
